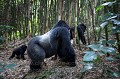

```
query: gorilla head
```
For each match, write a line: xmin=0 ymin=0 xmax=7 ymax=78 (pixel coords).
xmin=52 ymin=20 xmax=70 ymax=29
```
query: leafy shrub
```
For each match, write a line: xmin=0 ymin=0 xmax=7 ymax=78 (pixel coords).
xmin=80 ymin=1 xmax=120 ymax=78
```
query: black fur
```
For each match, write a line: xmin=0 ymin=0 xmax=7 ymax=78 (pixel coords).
xmin=77 ymin=24 xmax=86 ymax=45
xmin=69 ymin=24 xmax=86 ymax=45
xmin=9 ymin=45 xmax=27 ymax=60
xmin=70 ymin=26 xmax=75 ymax=39
xmin=27 ymin=20 xmax=76 ymax=71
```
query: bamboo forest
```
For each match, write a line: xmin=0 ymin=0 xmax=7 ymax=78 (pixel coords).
xmin=0 ymin=0 xmax=120 ymax=79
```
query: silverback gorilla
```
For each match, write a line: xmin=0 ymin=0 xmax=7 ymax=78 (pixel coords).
xmin=27 ymin=20 xmax=76 ymax=71
xmin=9 ymin=45 xmax=27 ymax=60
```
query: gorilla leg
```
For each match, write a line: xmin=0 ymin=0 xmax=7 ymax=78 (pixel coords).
xmin=80 ymin=35 xmax=86 ymax=45
xmin=57 ymin=47 xmax=76 ymax=67
xmin=56 ymin=33 xmax=76 ymax=67
xmin=82 ymin=36 xmax=86 ymax=45
xmin=77 ymin=25 xmax=86 ymax=45
xmin=70 ymin=27 xmax=75 ymax=40
xmin=21 ymin=53 xmax=25 ymax=60
xmin=30 ymin=61 xmax=42 ymax=71
xmin=27 ymin=44 xmax=45 ymax=71
xmin=16 ymin=55 xmax=20 ymax=59
xmin=9 ymin=51 xmax=16 ymax=59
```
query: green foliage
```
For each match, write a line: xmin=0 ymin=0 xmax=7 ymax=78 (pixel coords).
xmin=84 ymin=44 xmax=117 ymax=61
xmin=107 ymin=39 xmax=116 ymax=45
xmin=96 ymin=1 xmax=120 ymax=39
xmin=0 ymin=62 xmax=4 ymax=73
xmin=81 ymin=43 xmax=120 ymax=78
xmin=0 ymin=36 xmax=4 ymax=44
xmin=83 ymin=51 xmax=97 ymax=61
xmin=96 ymin=1 xmax=116 ymax=12
xmin=112 ymin=25 xmax=120 ymax=34
xmin=82 ymin=27 xmax=120 ymax=78
xmin=0 ymin=25 xmax=15 ymax=44
xmin=102 ymin=1 xmax=116 ymax=6
xmin=107 ymin=69 xmax=120 ymax=77
xmin=105 ymin=57 xmax=118 ymax=61
xmin=0 ymin=62 xmax=16 ymax=73
xmin=4 ymin=63 xmax=16 ymax=69
xmin=97 ymin=0 xmax=120 ymax=50
xmin=81 ymin=1 xmax=120 ymax=77
xmin=0 ymin=25 xmax=15 ymax=29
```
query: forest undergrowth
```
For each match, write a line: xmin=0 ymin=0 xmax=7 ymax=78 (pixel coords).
xmin=0 ymin=40 xmax=120 ymax=79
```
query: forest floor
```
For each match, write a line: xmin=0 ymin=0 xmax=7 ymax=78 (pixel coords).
xmin=0 ymin=41 xmax=120 ymax=79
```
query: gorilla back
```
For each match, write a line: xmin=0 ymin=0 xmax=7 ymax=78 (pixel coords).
xmin=27 ymin=21 xmax=76 ymax=71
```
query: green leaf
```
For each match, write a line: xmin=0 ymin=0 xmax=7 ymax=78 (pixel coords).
xmin=115 ymin=54 xmax=120 ymax=59
xmin=0 ymin=68 xmax=5 ymax=73
xmin=110 ymin=19 xmax=120 ymax=25
xmin=100 ymin=22 xmax=108 ymax=28
xmin=0 ymin=25 xmax=15 ymax=29
xmin=84 ymin=51 xmax=95 ymax=54
xmin=83 ymin=51 xmax=97 ymax=61
xmin=102 ymin=12 xmax=113 ymax=21
xmin=84 ymin=63 xmax=93 ymax=70
xmin=102 ymin=2 xmax=112 ymax=6
xmin=81 ymin=63 xmax=93 ymax=72
xmin=107 ymin=69 xmax=120 ymax=77
xmin=0 ymin=62 xmax=4 ymax=67
xmin=96 ymin=5 xmax=104 ymax=12
xmin=107 ymin=15 xmax=117 ymax=20
xmin=80 ymin=61 xmax=86 ymax=65
xmin=107 ymin=40 xmax=116 ymax=45
xmin=4 ymin=63 xmax=16 ymax=69
xmin=105 ymin=57 xmax=118 ymax=61
xmin=0 ymin=62 xmax=5 ymax=73
xmin=99 ymin=39 xmax=107 ymax=45
xmin=98 ymin=52 xmax=105 ymax=56
xmin=112 ymin=26 xmax=120 ymax=34
xmin=96 ymin=1 xmax=116 ymax=12
xmin=0 ymin=37 xmax=4 ymax=40
xmin=112 ymin=72 xmax=120 ymax=77
xmin=102 ymin=1 xmax=116 ymax=6
xmin=87 ymin=44 xmax=103 ymax=51
xmin=101 ymin=47 xmax=116 ymax=54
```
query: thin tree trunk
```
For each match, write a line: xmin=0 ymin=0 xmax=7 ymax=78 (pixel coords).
xmin=25 ymin=0 xmax=31 ymax=40
xmin=88 ymin=0 xmax=97 ymax=43
xmin=68 ymin=0 xmax=73 ymax=26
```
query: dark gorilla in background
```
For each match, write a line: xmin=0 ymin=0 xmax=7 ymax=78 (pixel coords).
xmin=77 ymin=23 xmax=86 ymax=45
xmin=69 ymin=24 xmax=86 ymax=45
xmin=27 ymin=20 xmax=76 ymax=71
xmin=70 ymin=26 xmax=75 ymax=39
xmin=9 ymin=45 xmax=27 ymax=60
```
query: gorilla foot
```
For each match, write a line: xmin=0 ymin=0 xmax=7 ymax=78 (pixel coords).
xmin=16 ymin=56 xmax=20 ymax=59
xmin=30 ymin=64 xmax=42 ymax=72
xmin=30 ymin=61 xmax=42 ymax=72
xmin=67 ymin=62 xmax=76 ymax=67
